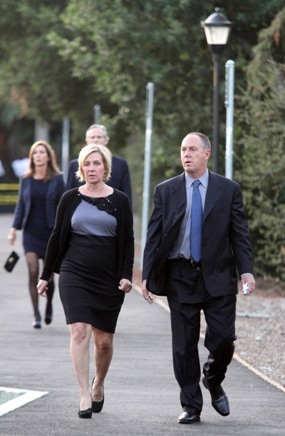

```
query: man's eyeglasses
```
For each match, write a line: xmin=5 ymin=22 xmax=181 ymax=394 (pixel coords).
xmin=87 ymin=135 xmax=106 ymax=139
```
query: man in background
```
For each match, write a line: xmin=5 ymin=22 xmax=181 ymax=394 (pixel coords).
xmin=66 ymin=124 xmax=132 ymax=205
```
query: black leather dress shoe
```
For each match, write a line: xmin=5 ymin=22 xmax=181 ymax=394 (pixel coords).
xmin=202 ymin=376 xmax=230 ymax=416
xmin=177 ymin=411 xmax=201 ymax=424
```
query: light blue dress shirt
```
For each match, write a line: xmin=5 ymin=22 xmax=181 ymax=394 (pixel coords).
xmin=168 ymin=169 xmax=209 ymax=259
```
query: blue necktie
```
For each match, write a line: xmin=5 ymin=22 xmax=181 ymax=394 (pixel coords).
xmin=190 ymin=180 xmax=203 ymax=261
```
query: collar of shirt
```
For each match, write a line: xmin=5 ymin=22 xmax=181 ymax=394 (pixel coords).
xmin=184 ymin=169 xmax=209 ymax=190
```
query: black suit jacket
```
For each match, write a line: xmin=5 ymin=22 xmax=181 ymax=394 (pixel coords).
xmin=142 ymin=171 xmax=253 ymax=297
xmin=65 ymin=155 xmax=132 ymax=205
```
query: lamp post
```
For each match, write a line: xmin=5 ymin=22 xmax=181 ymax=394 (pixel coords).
xmin=201 ymin=8 xmax=232 ymax=173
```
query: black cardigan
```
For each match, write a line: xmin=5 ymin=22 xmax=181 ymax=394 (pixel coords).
xmin=40 ymin=188 xmax=134 ymax=282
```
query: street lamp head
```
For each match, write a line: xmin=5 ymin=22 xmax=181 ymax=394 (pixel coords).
xmin=201 ymin=8 xmax=232 ymax=54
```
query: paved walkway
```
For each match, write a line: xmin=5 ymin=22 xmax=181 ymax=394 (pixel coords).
xmin=0 ymin=213 xmax=284 ymax=435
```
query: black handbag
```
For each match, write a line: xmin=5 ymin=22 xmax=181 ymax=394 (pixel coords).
xmin=4 ymin=251 xmax=20 ymax=272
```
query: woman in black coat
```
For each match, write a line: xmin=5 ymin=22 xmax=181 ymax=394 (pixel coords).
xmin=37 ymin=143 xmax=134 ymax=419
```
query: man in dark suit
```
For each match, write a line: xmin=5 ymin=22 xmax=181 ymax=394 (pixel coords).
xmin=142 ymin=132 xmax=255 ymax=424
xmin=65 ymin=124 xmax=132 ymax=205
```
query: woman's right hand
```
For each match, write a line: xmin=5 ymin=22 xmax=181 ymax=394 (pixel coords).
xmin=7 ymin=228 xmax=16 ymax=245
xmin=37 ymin=279 xmax=49 ymax=296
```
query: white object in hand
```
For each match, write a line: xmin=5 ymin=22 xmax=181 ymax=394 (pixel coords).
xmin=242 ymin=283 xmax=249 ymax=295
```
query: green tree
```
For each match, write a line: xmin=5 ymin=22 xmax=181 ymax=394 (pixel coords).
xmin=236 ymin=8 xmax=285 ymax=281
xmin=0 ymin=0 xmax=96 ymax=143
xmin=0 ymin=0 xmax=284 ymax=281
xmin=47 ymin=0 xmax=285 ymax=170
xmin=0 ymin=0 xmax=283 ymax=153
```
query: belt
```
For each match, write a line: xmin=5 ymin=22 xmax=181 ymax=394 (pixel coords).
xmin=168 ymin=258 xmax=201 ymax=270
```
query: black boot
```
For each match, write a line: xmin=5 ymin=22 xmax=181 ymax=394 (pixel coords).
xmin=45 ymin=300 xmax=52 ymax=325
xmin=45 ymin=279 xmax=54 ymax=325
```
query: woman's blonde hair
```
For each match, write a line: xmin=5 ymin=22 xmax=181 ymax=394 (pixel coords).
xmin=23 ymin=140 xmax=61 ymax=181
xmin=76 ymin=144 xmax=112 ymax=182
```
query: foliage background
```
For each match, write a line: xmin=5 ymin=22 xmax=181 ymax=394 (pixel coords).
xmin=0 ymin=0 xmax=284 ymax=282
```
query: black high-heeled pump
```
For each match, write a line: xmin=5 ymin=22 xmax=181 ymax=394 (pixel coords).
xmin=91 ymin=378 xmax=104 ymax=413
xmin=33 ymin=318 xmax=41 ymax=329
xmin=92 ymin=396 xmax=104 ymax=413
xmin=78 ymin=408 xmax=92 ymax=419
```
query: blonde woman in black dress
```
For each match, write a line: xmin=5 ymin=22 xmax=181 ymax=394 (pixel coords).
xmin=8 ymin=140 xmax=65 ymax=329
xmin=37 ymin=144 xmax=134 ymax=419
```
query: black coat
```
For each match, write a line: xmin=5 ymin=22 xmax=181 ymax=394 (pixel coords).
xmin=40 ymin=188 xmax=134 ymax=282
xmin=12 ymin=174 xmax=65 ymax=230
xmin=143 ymin=171 xmax=254 ymax=297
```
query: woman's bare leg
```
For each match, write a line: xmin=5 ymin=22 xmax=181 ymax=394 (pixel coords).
xmin=91 ymin=328 xmax=114 ymax=401
xmin=69 ymin=323 xmax=92 ymax=410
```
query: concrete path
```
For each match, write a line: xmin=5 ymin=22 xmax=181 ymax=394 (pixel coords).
xmin=0 ymin=213 xmax=284 ymax=435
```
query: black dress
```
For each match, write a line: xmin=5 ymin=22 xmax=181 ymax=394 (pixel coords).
xmin=23 ymin=179 xmax=52 ymax=257
xmin=58 ymin=193 xmax=125 ymax=333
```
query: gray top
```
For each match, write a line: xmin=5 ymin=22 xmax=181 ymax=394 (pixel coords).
xmin=71 ymin=199 xmax=117 ymax=236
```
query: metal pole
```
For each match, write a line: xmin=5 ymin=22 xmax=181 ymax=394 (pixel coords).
xmin=61 ymin=117 xmax=70 ymax=183
xmin=93 ymin=104 xmax=101 ymax=123
xmin=213 ymin=52 xmax=221 ymax=174
xmin=225 ymin=60 xmax=235 ymax=179
xmin=34 ymin=121 xmax=49 ymax=142
xmin=141 ymin=82 xmax=154 ymax=269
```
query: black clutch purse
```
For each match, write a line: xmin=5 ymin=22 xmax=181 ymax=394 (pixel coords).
xmin=4 ymin=251 xmax=20 ymax=272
